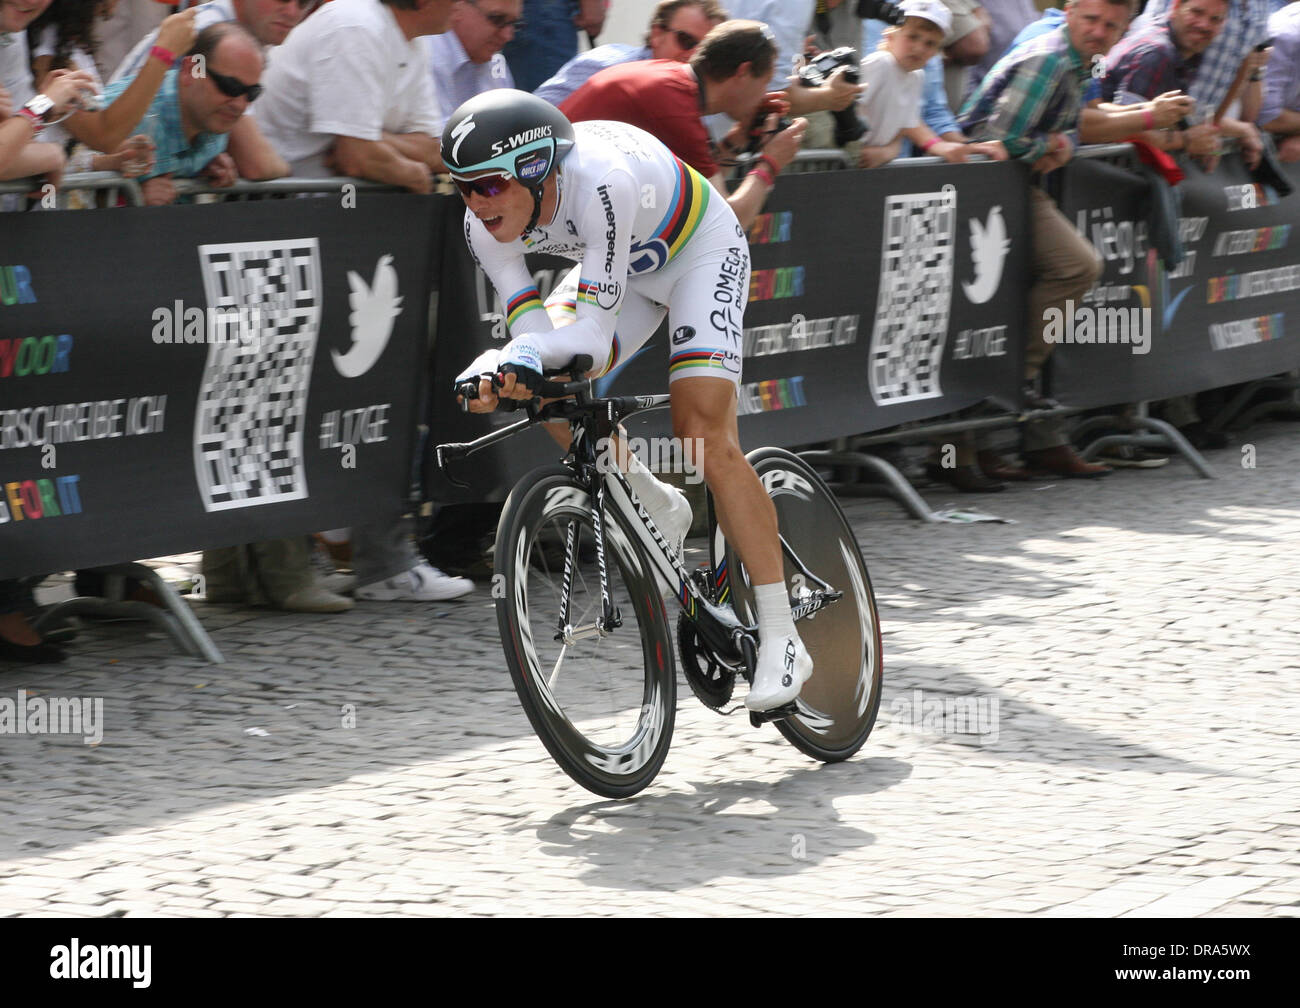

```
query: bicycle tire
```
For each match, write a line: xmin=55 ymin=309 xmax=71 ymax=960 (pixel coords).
xmin=496 ymin=465 xmax=677 ymax=799
xmin=712 ymin=448 xmax=883 ymax=762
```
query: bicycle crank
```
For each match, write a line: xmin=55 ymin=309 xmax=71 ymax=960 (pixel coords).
xmin=677 ymin=615 xmax=738 ymax=712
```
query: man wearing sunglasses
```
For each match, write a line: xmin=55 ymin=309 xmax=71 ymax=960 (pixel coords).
xmin=100 ymin=21 xmax=287 ymax=205
xmin=534 ymin=0 xmax=726 ymax=107
xmin=426 ymin=0 xmax=522 ymax=134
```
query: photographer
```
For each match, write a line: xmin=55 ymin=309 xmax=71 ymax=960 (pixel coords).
xmin=561 ymin=20 xmax=808 ymax=230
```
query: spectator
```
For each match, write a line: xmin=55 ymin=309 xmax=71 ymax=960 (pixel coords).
xmin=426 ymin=0 xmax=521 ymax=132
xmin=110 ymin=0 xmax=313 ymax=83
xmin=958 ymin=0 xmax=1128 ymax=481
xmin=937 ymin=0 xmax=991 ymax=109
xmin=94 ymin=0 xmax=168 ymax=81
xmin=534 ymin=0 xmax=725 ymax=107
xmin=501 ymin=0 xmax=606 ymax=94
xmin=102 ymin=21 xmax=289 ymax=205
xmin=964 ymin=0 xmax=1037 ymax=94
xmin=3 ymin=4 xmax=196 ymax=170
xmin=723 ymin=0 xmax=862 ymax=115
xmin=1102 ymin=0 xmax=1262 ymax=169
xmin=1260 ymin=1 xmax=1300 ymax=161
xmin=29 ymin=0 xmax=155 ymax=185
xmin=854 ymin=0 xmax=1006 ymax=166
xmin=252 ymin=0 xmax=449 ymax=189
xmin=561 ymin=18 xmax=807 ymax=230
xmin=858 ymin=13 xmax=967 ymax=156
xmin=1130 ymin=0 xmax=1273 ymax=124
xmin=253 ymin=0 xmax=475 ymax=602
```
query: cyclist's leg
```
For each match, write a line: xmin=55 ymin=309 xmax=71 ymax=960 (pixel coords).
xmin=540 ymin=269 xmax=691 ymax=554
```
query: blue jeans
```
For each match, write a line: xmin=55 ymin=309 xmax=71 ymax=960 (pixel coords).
xmin=503 ymin=0 xmax=580 ymax=94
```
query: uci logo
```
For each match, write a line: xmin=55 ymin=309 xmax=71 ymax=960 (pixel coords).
xmin=595 ymin=280 xmax=622 ymax=309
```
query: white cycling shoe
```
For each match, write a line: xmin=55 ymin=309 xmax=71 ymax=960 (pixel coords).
xmin=745 ymin=634 xmax=814 ymax=712
xmin=645 ymin=485 xmax=692 ymax=561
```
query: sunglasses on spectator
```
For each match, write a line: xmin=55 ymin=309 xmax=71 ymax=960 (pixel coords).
xmin=208 ymin=69 xmax=263 ymax=102
xmin=453 ymin=172 xmax=514 ymax=200
xmin=465 ymin=0 xmax=525 ymax=31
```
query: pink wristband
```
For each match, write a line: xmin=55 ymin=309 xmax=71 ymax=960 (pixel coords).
xmin=922 ymin=136 xmax=940 ymax=152
xmin=1142 ymin=107 xmax=1154 ymax=130
xmin=749 ymin=165 xmax=776 ymax=188
xmin=149 ymin=45 xmax=176 ymax=67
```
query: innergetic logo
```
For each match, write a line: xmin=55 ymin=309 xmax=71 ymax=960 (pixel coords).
xmin=333 ymin=254 xmax=403 ymax=378
xmin=962 ymin=206 xmax=1010 ymax=305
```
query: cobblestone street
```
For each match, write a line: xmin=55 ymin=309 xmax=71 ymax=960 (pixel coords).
xmin=2 ymin=422 xmax=1297 ymax=917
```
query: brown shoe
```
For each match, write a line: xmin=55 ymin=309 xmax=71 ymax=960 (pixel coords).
xmin=1023 ymin=445 xmax=1112 ymax=478
xmin=925 ymin=463 xmax=1005 ymax=493
xmin=976 ymin=450 xmax=1031 ymax=481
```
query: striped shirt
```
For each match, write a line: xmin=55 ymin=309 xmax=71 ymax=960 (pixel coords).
xmin=958 ymin=26 xmax=1090 ymax=163
xmin=1101 ymin=18 xmax=1203 ymax=105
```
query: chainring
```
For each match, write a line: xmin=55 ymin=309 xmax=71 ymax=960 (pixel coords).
xmin=677 ymin=614 xmax=737 ymax=711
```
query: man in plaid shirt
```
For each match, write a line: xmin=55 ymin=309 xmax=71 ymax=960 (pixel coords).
xmin=1102 ymin=0 xmax=1263 ymax=169
xmin=957 ymin=0 xmax=1132 ymax=479
xmin=1129 ymin=0 xmax=1273 ymax=120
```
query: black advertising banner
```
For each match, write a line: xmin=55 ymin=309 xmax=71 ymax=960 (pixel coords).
xmin=609 ymin=162 xmax=1031 ymax=447
xmin=1054 ymin=153 xmax=1300 ymax=407
xmin=426 ymin=163 xmax=1031 ymax=499
xmin=0 ymin=196 xmax=438 ymax=579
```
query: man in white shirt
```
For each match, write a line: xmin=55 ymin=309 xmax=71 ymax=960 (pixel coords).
xmin=426 ymin=0 xmax=519 ymax=134
xmin=253 ymin=0 xmax=451 ymax=190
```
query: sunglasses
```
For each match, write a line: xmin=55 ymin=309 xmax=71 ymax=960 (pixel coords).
xmin=208 ymin=69 xmax=263 ymax=102
xmin=672 ymin=29 xmax=701 ymax=50
xmin=453 ymin=172 xmax=514 ymax=200
xmin=465 ymin=0 xmax=525 ymax=31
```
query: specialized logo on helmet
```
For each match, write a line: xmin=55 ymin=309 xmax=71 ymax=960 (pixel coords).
xmin=491 ymin=124 xmax=553 ymax=157
xmin=449 ymin=114 xmax=477 ymax=164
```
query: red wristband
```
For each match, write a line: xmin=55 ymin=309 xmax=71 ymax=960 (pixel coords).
xmin=758 ymin=154 xmax=781 ymax=178
xmin=922 ymin=136 xmax=940 ymax=151
xmin=149 ymin=45 xmax=176 ymax=67
xmin=17 ymin=107 xmax=43 ymax=131
xmin=1142 ymin=107 xmax=1154 ymax=130
xmin=749 ymin=165 xmax=776 ymax=188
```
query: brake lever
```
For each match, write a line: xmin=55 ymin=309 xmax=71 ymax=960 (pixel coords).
xmin=435 ymin=443 xmax=472 ymax=489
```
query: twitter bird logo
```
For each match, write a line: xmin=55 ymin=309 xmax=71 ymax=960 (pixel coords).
xmin=332 ymin=254 xmax=403 ymax=378
xmin=962 ymin=206 xmax=1010 ymax=305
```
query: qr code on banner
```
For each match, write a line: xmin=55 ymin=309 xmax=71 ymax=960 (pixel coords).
xmin=194 ymin=239 xmax=321 ymax=511
xmin=869 ymin=187 xmax=956 ymax=405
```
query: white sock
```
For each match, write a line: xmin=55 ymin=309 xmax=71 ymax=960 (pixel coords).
xmin=753 ymin=581 xmax=795 ymax=642
xmin=623 ymin=449 xmax=678 ymax=514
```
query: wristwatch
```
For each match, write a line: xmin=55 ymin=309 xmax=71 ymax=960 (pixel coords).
xmin=19 ymin=94 xmax=56 ymax=130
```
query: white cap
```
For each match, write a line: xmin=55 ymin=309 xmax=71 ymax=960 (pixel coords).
xmin=897 ymin=0 xmax=953 ymax=37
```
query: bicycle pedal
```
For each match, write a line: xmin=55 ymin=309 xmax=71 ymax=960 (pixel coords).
xmin=747 ymin=701 xmax=800 ymax=727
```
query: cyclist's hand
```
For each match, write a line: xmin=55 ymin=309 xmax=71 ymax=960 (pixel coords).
xmin=495 ymin=338 xmax=544 ymax=401
xmin=454 ymin=348 xmax=502 ymax=411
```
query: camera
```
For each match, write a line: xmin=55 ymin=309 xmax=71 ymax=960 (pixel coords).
xmin=798 ymin=47 xmax=868 ymax=147
xmin=856 ymin=0 xmax=907 ymax=26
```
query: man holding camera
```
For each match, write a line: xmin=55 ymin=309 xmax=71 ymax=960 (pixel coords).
xmin=560 ymin=19 xmax=815 ymax=230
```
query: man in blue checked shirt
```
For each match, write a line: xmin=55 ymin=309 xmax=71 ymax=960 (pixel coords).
xmin=957 ymin=0 xmax=1133 ymax=479
xmin=102 ymin=21 xmax=286 ymax=205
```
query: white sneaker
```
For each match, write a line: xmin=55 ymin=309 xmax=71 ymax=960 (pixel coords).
xmin=745 ymin=634 xmax=813 ymax=711
xmin=355 ymin=562 xmax=473 ymax=602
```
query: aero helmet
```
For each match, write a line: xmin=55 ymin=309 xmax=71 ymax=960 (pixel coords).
xmin=442 ymin=90 xmax=576 ymax=231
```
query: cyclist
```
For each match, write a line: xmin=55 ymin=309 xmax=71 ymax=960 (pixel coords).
xmin=445 ymin=85 xmax=813 ymax=712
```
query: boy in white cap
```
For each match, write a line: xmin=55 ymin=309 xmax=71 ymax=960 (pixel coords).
xmin=856 ymin=0 xmax=1007 ymax=167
